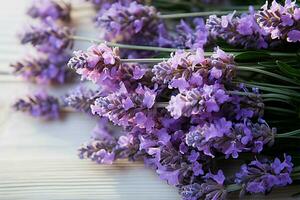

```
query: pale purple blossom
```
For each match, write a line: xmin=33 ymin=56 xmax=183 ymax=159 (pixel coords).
xmin=13 ymin=92 xmax=61 ymax=120
xmin=207 ymin=9 xmax=269 ymax=49
xmin=27 ymin=0 xmax=71 ymax=21
xmin=235 ymin=154 xmax=293 ymax=194
xmin=256 ymin=0 xmax=300 ymax=42
xmin=20 ymin=17 xmax=73 ymax=53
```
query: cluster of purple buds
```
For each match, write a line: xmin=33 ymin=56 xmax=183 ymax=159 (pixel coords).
xmin=207 ymin=8 xmax=269 ymax=49
xmin=94 ymin=2 xmax=160 ymax=44
xmin=152 ymin=48 xmax=235 ymax=92
xmin=68 ymin=43 xmax=148 ymax=90
xmin=159 ymin=18 xmax=209 ymax=49
xmin=180 ymin=170 xmax=227 ymax=200
xmin=27 ymin=0 xmax=71 ymax=21
xmin=91 ymin=83 xmax=157 ymax=131
xmin=256 ymin=0 xmax=300 ymax=42
xmin=185 ymin=118 xmax=275 ymax=158
xmin=64 ymin=86 xmax=101 ymax=114
xmin=11 ymin=52 xmax=71 ymax=84
xmin=13 ymin=92 xmax=61 ymax=120
xmin=20 ymin=18 xmax=73 ymax=53
xmin=235 ymin=154 xmax=293 ymax=194
xmin=79 ymin=120 xmax=141 ymax=164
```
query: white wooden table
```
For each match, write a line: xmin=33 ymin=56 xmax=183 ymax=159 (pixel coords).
xmin=0 ymin=1 xmax=299 ymax=200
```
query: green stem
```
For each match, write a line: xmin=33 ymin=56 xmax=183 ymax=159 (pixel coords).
xmin=239 ymin=83 xmax=300 ymax=98
xmin=237 ymin=66 xmax=300 ymax=85
xmin=120 ymin=58 xmax=167 ymax=63
xmin=293 ymin=166 xmax=300 ymax=173
xmin=70 ymin=35 xmax=186 ymax=53
xmin=263 ymin=98 xmax=294 ymax=106
xmin=70 ymin=35 xmax=297 ymax=58
xmin=276 ymin=129 xmax=300 ymax=138
xmin=227 ymin=91 xmax=293 ymax=100
xmin=226 ymin=184 xmax=242 ymax=192
xmin=265 ymin=107 xmax=297 ymax=115
xmin=158 ymin=11 xmax=241 ymax=19
xmin=244 ymin=82 xmax=300 ymax=90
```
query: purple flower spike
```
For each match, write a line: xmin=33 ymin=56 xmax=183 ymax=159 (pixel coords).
xmin=159 ymin=18 xmax=208 ymax=49
xmin=20 ymin=17 xmax=73 ymax=53
xmin=68 ymin=44 xmax=121 ymax=85
xmin=207 ymin=9 xmax=269 ymax=49
xmin=95 ymin=2 xmax=160 ymax=42
xmin=27 ymin=0 xmax=71 ymax=21
xmin=235 ymin=154 xmax=293 ymax=194
xmin=256 ymin=0 xmax=300 ymax=42
xmin=64 ymin=86 xmax=101 ymax=114
xmin=78 ymin=138 xmax=117 ymax=164
xmin=69 ymin=43 xmax=149 ymax=90
xmin=91 ymin=83 xmax=157 ymax=130
xmin=152 ymin=48 xmax=235 ymax=90
xmin=180 ymin=170 xmax=227 ymax=200
xmin=167 ymin=84 xmax=229 ymax=119
xmin=11 ymin=53 xmax=71 ymax=84
xmin=13 ymin=92 xmax=61 ymax=120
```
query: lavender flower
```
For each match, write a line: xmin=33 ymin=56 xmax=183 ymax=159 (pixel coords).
xmin=159 ymin=18 xmax=208 ymax=49
xmin=91 ymin=83 xmax=157 ymax=130
xmin=94 ymin=2 xmax=160 ymax=43
xmin=11 ymin=53 xmax=71 ymax=84
xmin=180 ymin=170 xmax=227 ymax=200
xmin=152 ymin=48 xmax=235 ymax=90
xmin=27 ymin=0 xmax=71 ymax=21
xmin=207 ymin=9 xmax=269 ymax=49
xmin=235 ymin=154 xmax=293 ymax=194
xmin=68 ymin=44 xmax=121 ymax=85
xmin=256 ymin=0 xmax=300 ymax=42
xmin=167 ymin=84 xmax=230 ymax=119
xmin=69 ymin=44 xmax=149 ymax=90
xmin=185 ymin=118 xmax=275 ymax=158
xmin=78 ymin=138 xmax=117 ymax=164
xmin=20 ymin=18 xmax=73 ymax=53
xmin=13 ymin=92 xmax=61 ymax=120
xmin=64 ymin=86 xmax=101 ymax=113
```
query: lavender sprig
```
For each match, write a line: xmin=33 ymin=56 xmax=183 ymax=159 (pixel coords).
xmin=64 ymin=86 xmax=101 ymax=114
xmin=207 ymin=9 xmax=269 ymax=49
xmin=20 ymin=17 xmax=73 ymax=53
xmin=27 ymin=0 xmax=71 ymax=21
xmin=256 ymin=0 xmax=300 ymax=42
xmin=13 ymin=92 xmax=61 ymax=120
xmin=235 ymin=154 xmax=293 ymax=194
xmin=11 ymin=53 xmax=71 ymax=84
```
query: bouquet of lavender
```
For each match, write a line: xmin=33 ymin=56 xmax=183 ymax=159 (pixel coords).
xmin=10 ymin=0 xmax=300 ymax=199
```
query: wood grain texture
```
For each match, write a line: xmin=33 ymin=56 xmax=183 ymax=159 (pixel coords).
xmin=0 ymin=1 xmax=299 ymax=200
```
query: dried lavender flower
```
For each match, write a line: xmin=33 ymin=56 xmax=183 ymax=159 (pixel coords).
xmin=256 ymin=0 xmax=300 ymax=42
xmin=27 ymin=0 xmax=71 ymax=21
xmin=13 ymin=92 xmax=61 ymax=120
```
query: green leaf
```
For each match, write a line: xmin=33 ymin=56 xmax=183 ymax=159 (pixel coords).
xmin=235 ymin=51 xmax=271 ymax=62
xmin=277 ymin=61 xmax=300 ymax=78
